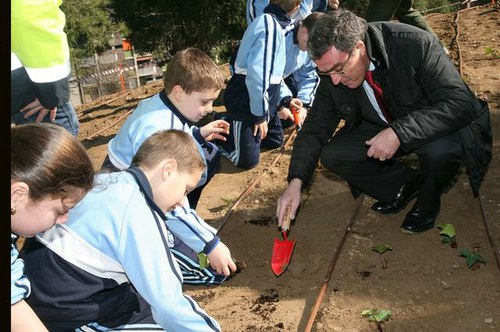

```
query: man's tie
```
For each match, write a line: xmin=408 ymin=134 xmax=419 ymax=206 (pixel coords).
xmin=365 ymin=71 xmax=393 ymax=122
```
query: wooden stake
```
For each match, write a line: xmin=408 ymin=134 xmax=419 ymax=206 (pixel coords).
xmin=304 ymin=194 xmax=365 ymax=332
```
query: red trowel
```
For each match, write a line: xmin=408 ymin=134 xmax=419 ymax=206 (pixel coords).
xmin=291 ymin=106 xmax=301 ymax=130
xmin=271 ymin=205 xmax=296 ymax=276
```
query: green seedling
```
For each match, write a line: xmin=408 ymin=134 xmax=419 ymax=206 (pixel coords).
xmin=220 ymin=196 xmax=235 ymax=209
xmin=437 ymin=223 xmax=457 ymax=248
xmin=197 ymin=253 xmax=209 ymax=269
xmin=459 ymin=248 xmax=487 ymax=270
xmin=371 ymin=244 xmax=392 ymax=269
xmin=361 ymin=308 xmax=392 ymax=332
xmin=484 ymin=46 xmax=499 ymax=59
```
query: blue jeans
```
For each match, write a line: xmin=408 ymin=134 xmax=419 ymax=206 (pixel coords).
xmin=11 ymin=102 xmax=80 ymax=137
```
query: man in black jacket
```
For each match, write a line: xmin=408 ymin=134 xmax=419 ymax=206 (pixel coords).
xmin=276 ymin=9 xmax=492 ymax=234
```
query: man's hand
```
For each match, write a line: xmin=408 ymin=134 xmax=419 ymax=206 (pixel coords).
xmin=200 ymin=120 xmax=230 ymax=141
xmin=295 ymin=107 xmax=308 ymax=126
xmin=276 ymin=178 xmax=302 ymax=227
xmin=20 ymin=98 xmax=56 ymax=123
xmin=289 ymin=98 xmax=303 ymax=112
xmin=253 ymin=121 xmax=268 ymax=139
xmin=289 ymin=98 xmax=307 ymax=126
xmin=365 ymin=127 xmax=400 ymax=161
xmin=207 ymin=242 xmax=237 ymax=276
xmin=279 ymin=99 xmax=307 ymax=127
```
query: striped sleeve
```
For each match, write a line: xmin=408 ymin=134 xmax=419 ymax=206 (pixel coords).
xmin=244 ymin=14 xmax=285 ymax=119
xmin=166 ymin=200 xmax=218 ymax=254
xmin=11 ymin=235 xmax=31 ymax=305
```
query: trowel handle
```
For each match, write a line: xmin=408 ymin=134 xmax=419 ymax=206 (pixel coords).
xmin=281 ymin=205 xmax=292 ymax=232
xmin=291 ymin=107 xmax=300 ymax=126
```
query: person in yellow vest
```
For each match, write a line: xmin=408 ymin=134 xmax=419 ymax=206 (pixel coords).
xmin=11 ymin=0 xmax=79 ymax=137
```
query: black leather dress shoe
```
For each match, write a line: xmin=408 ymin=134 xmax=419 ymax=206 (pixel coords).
xmin=371 ymin=175 xmax=424 ymax=214
xmin=400 ymin=204 xmax=440 ymax=234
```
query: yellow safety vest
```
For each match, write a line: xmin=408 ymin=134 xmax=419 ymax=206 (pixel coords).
xmin=11 ymin=0 xmax=71 ymax=83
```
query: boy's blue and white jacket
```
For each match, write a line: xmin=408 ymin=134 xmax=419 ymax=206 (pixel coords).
xmin=224 ymin=4 xmax=291 ymax=123
xmin=107 ymin=90 xmax=209 ymax=186
xmin=105 ymin=90 xmax=218 ymax=249
xmin=225 ymin=4 xmax=319 ymax=121
xmin=30 ymin=171 xmax=221 ymax=331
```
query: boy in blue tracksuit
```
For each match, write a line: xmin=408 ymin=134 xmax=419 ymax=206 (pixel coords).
xmin=219 ymin=0 xmax=321 ymax=169
xmin=22 ymin=130 xmax=237 ymax=331
xmin=103 ymin=47 xmax=229 ymax=210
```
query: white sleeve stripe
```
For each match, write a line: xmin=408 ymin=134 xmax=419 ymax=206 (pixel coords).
xmin=11 ymin=53 xmax=22 ymax=70
xmin=37 ymin=225 xmax=129 ymax=284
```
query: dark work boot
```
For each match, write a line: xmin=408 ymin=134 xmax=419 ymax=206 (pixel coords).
xmin=371 ymin=174 xmax=424 ymax=214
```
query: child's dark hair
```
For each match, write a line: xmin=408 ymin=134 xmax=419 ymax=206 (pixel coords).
xmin=11 ymin=123 xmax=95 ymax=202
xmin=163 ymin=47 xmax=225 ymax=95
xmin=132 ymin=129 xmax=205 ymax=173
xmin=300 ymin=11 xmax=327 ymax=33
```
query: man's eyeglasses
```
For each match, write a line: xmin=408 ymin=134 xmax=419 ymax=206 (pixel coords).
xmin=316 ymin=51 xmax=353 ymax=77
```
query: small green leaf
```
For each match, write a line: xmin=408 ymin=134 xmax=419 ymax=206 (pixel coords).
xmin=459 ymin=248 xmax=472 ymax=257
xmin=437 ymin=223 xmax=456 ymax=238
xmin=361 ymin=309 xmax=373 ymax=317
xmin=373 ymin=309 xmax=392 ymax=322
xmin=459 ymin=249 xmax=487 ymax=269
xmin=465 ymin=255 xmax=476 ymax=269
xmin=197 ymin=253 xmax=209 ymax=269
xmin=221 ymin=196 xmax=235 ymax=207
xmin=361 ymin=309 xmax=391 ymax=323
xmin=372 ymin=244 xmax=393 ymax=254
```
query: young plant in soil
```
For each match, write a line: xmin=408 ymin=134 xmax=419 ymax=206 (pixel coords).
xmin=221 ymin=196 xmax=236 ymax=209
xmin=371 ymin=244 xmax=392 ymax=269
xmin=361 ymin=308 xmax=392 ymax=332
xmin=197 ymin=253 xmax=209 ymax=269
xmin=484 ymin=46 xmax=499 ymax=59
xmin=437 ymin=223 xmax=457 ymax=248
xmin=459 ymin=247 xmax=487 ymax=270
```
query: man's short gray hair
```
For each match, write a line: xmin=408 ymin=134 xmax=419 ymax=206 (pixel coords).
xmin=307 ymin=9 xmax=367 ymax=60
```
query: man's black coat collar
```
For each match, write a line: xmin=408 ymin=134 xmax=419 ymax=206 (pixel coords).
xmin=365 ymin=23 xmax=391 ymax=73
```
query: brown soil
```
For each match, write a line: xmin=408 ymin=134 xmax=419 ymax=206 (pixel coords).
xmin=76 ymin=5 xmax=499 ymax=331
